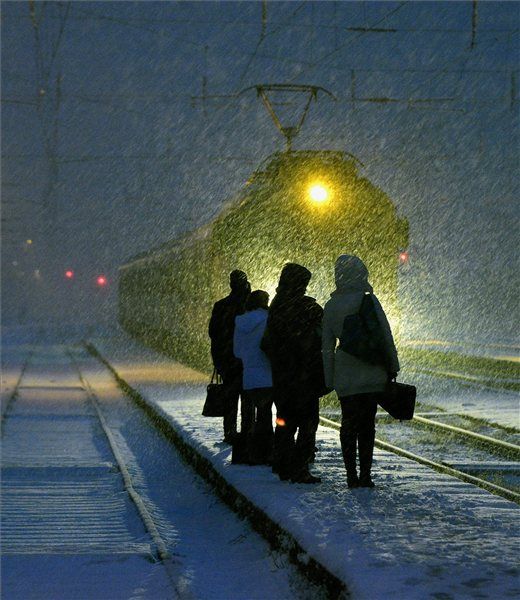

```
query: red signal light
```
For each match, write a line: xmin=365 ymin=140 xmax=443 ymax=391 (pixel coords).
xmin=399 ymin=251 xmax=409 ymax=264
xmin=65 ymin=269 xmax=74 ymax=279
xmin=96 ymin=275 xmax=107 ymax=286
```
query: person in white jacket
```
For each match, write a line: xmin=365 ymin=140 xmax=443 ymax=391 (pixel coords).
xmin=322 ymin=255 xmax=399 ymax=488
xmin=233 ymin=290 xmax=273 ymax=464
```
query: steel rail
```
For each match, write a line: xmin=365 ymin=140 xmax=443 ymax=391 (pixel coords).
xmin=319 ymin=416 xmax=520 ymax=504
xmin=411 ymin=415 xmax=520 ymax=458
xmin=1 ymin=351 xmax=33 ymax=425
xmin=67 ymin=351 xmax=191 ymax=599
xmin=407 ymin=365 xmax=520 ymax=392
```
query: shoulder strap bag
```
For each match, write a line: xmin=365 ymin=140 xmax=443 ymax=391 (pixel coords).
xmin=338 ymin=293 xmax=387 ymax=366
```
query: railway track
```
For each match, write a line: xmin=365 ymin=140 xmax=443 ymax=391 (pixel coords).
xmin=66 ymin=351 xmax=188 ymax=596
xmin=319 ymin=413 xmax=520 ymax=504
xmin=410 ymin=414 xmax=519 ymax=457
xmin=1 ymin=351 xmax=33 ymax=422
xmin=2 ymin=347 xmax=187 ymax=598
xmin=398 ymin=344 xmax=520 ymax=401
xmin=407 ymin=365 xmax=520 ymax=393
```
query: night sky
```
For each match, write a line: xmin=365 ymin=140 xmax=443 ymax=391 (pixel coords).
xmin=1 ymin=1 xmax=518 ymax=341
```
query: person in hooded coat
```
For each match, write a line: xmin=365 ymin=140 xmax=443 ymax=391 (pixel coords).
xmin=262 ymin=263 xmax=326 ymax=484
xmin=322 ymin=255 xmax=399 ymax=488
xmin=209 ymin=270 xmax=251 ymax=443
xmin=233 ymin=290 xmax=273 ymax=464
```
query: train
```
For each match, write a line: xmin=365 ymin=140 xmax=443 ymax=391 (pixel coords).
xmin=119 ymin=149 xmax=409 ymax=372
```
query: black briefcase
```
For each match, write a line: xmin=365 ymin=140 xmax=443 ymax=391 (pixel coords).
xmin=378 ymin=380 xmax=416 ymax=420
xmin=202 ymin=370 xmax=226 ymax=417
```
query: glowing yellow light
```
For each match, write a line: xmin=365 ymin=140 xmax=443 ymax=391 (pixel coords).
xmin=308 ymin=184 xmax=329 ymax=203
xmin=26 ymin=239 xmax=33 ymax=245
xmin=276 ymin=417 xmax=286 ymax=427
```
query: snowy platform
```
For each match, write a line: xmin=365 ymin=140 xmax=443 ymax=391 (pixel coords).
xmin=91 ymin=334 xmax=519 ymax=600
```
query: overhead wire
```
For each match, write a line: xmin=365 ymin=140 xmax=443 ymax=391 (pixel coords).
xmin=193 ymin=2 xmax=410 ymax=150
xmin=288 ymin=1 xmax=409 ymax=83
xmin=72 ymin=5 xmax=202 ymax=49
xmin=236 ymin=1 xmax=307 ymax=85
xmin=402 ymin=27 xmax=516 ymax=109
xmin=4 ymin=2 xmax=517 ymax=172
xmin=5 ymin=9 xmax=517 ymax=34
xmin=283 ymin=2 xmax=515 ymax=115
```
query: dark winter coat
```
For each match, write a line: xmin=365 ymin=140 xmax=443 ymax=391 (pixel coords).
xmin=209 ymin=291 xmax=248 ymax=377
xmin=261 ymin=263 xmax=326 ymax=406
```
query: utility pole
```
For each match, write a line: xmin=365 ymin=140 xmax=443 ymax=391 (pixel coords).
xmin=470 ymin=0 xmax=478 ymax=49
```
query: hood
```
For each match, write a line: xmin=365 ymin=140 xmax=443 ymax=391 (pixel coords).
xmin=229 ymin=269 xmax=250 ymax=296
xmin=276 ymin=263 xmax=311 ymax=297
xmin=333 ymin=254 xmax=373 ymax=295
xmin=235 ymin=309 xmax=267 ymax=333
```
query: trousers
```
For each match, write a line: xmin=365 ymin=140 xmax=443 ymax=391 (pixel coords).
xmin=222 ymin=369 xmax=242 ymax=439
xmin=273 ymin=393 xmax=319 ymax=479
xmin=339 ymin=393 xmax=380 ymax=478
xmin=241 ymin=387 xmax=274 ymax=463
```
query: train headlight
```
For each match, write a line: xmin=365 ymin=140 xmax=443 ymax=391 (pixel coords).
xmin=308 ymin=183 xmax=329 ymax=204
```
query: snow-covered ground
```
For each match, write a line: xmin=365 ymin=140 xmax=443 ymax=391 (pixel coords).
xmin=93 ymin=332 xmax=520 ymax=600
xmin=1 ymin=339 xmax=325 ymax=600
xmin=399 ymin=368 xmax=519 ymax=430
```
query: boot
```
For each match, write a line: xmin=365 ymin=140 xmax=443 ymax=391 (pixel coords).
xmin=340 ymin=427 xmax=358 ymax=488
xmin=358 ymin=475 xmax=375 ymax=488
xmin=347 ymin=472 xmax=360 ymax=489
xmin=223 ymin=432 xmax=236 ymax=444
xmin=358 ymin=422 xmax=375 ymax=489
xmin=291 ymin=470 xmax=321 ymax=484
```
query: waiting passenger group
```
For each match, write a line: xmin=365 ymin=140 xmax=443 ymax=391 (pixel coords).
xmin=208 ymin=255 xmax=399 ymax=488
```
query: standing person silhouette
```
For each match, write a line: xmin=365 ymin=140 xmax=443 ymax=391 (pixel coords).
xmin=322 ymin=255 xmax=399 ymax=488
xmin=262 ymin=263 xmax=326 ymax=484
xmin=209 ymin=270 xmax=251 ymax=443
xmin=233 ymin=290 xmax=273 ymax=464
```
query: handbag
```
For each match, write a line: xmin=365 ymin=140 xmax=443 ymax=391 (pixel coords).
xmin=378 ymin=379 xmax=416 ymax=420
xmin=202 ymin=369 xmax=226 ymax=417
xmin=338 ymin=293 xmax=388 ymax=367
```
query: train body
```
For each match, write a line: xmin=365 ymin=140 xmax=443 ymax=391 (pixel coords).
xmin=119 ymin=150 xmax=409 ymax=371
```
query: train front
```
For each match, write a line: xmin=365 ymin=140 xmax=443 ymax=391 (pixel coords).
xmin=212 ymin=150 xmax=409 ymax=325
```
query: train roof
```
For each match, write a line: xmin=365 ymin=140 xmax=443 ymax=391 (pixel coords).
xmin=120 ymin=149 xmax=363 ymax=270
xmin=120 ymin=220 xmax=214 ymax=270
